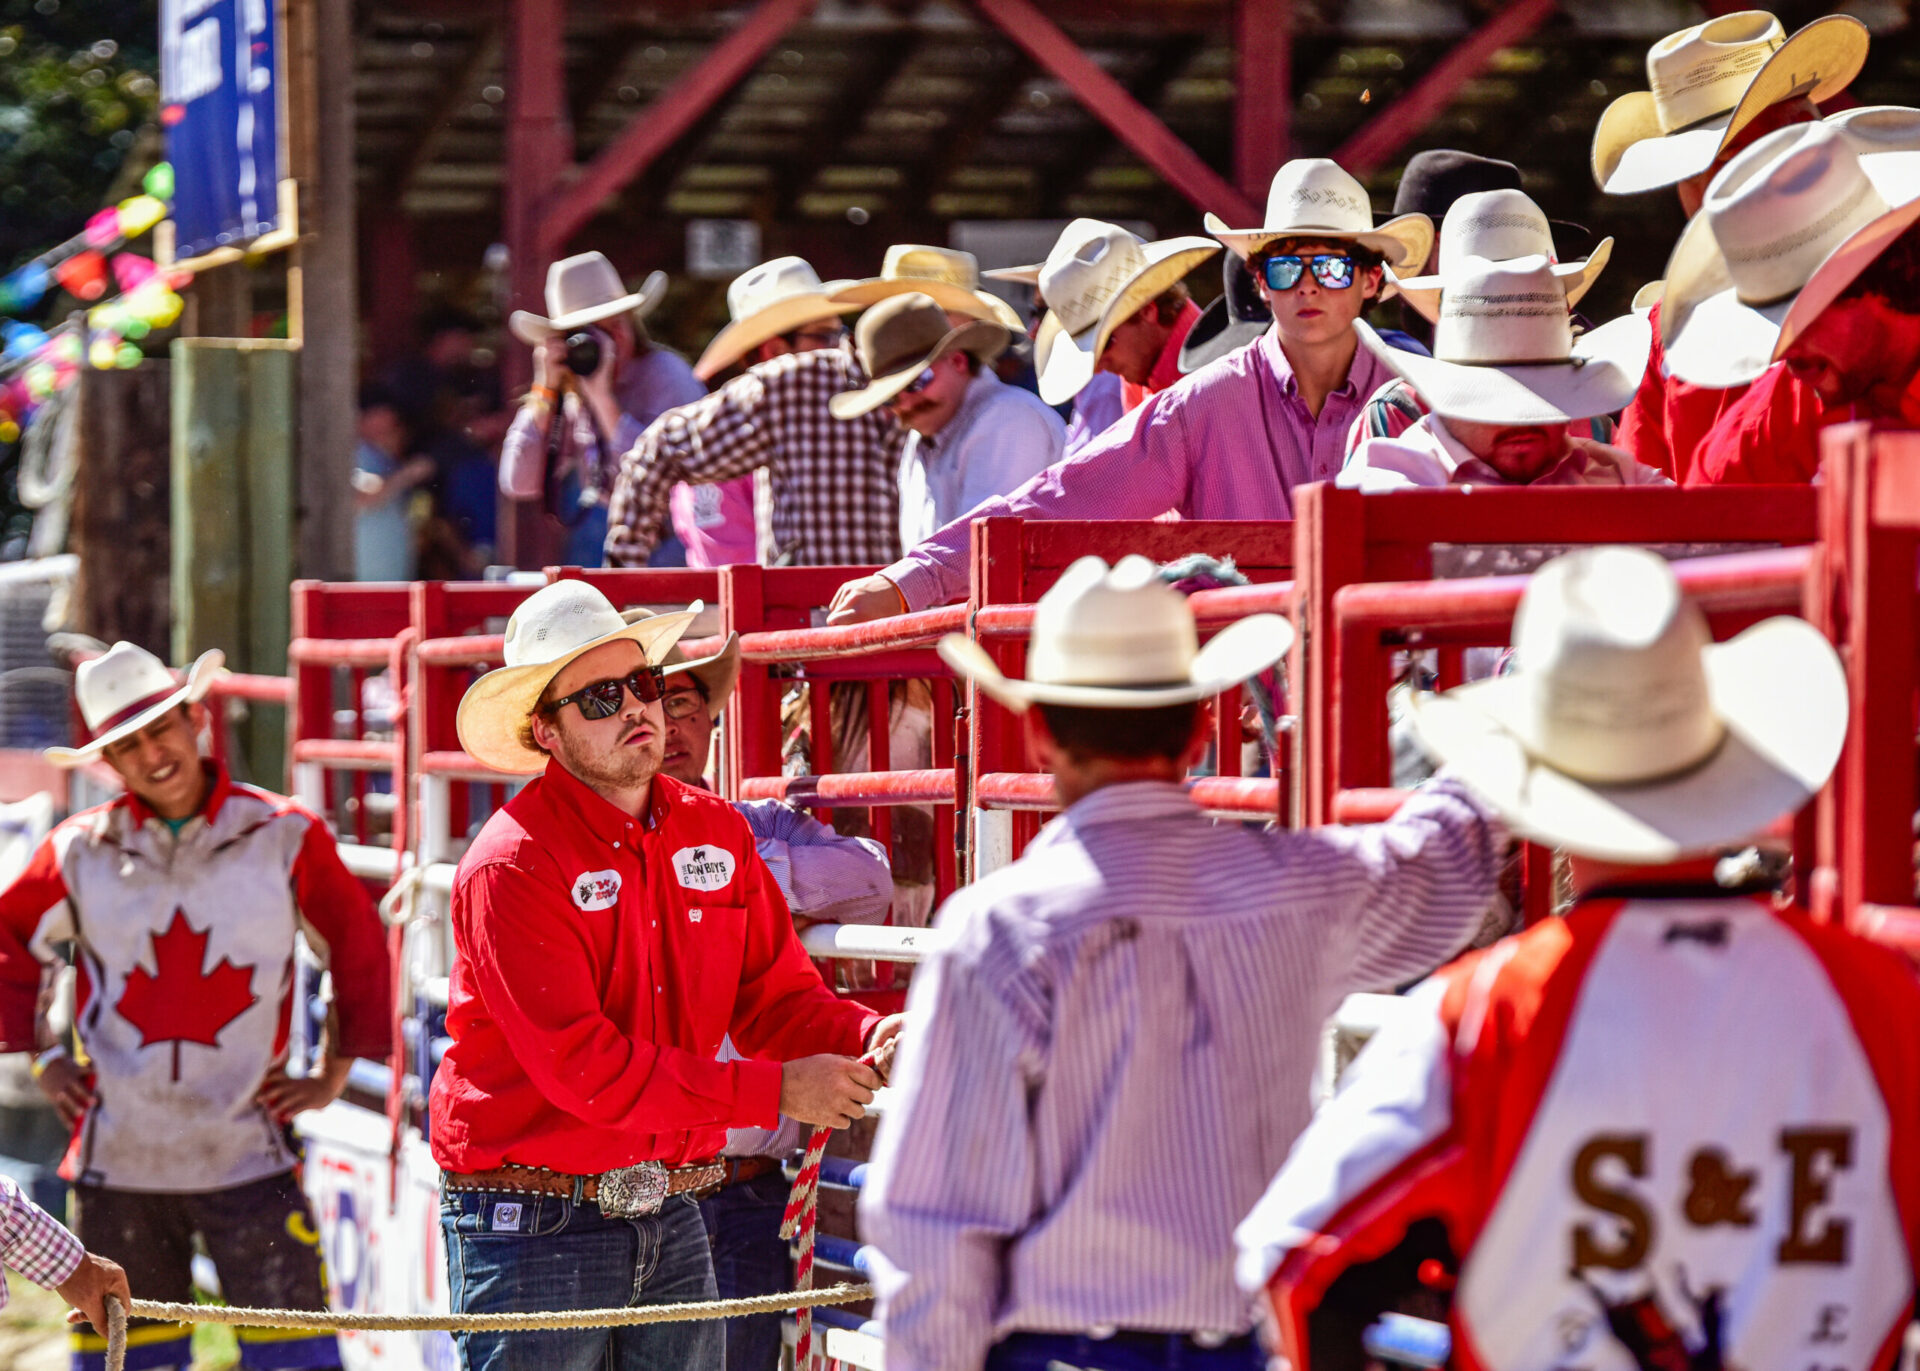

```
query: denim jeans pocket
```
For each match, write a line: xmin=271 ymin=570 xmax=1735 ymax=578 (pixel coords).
xmin=441 ymin=1188 xmax=574 ymax=1239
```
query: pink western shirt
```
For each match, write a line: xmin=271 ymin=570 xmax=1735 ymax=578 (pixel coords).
xmin=886 ymin=325 xmax=1397 ymax=611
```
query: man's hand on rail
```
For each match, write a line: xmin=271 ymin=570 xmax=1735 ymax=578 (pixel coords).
xmin=866 ymin=1014 xmax=906 ymax=1084
xmin=57 ymin=1251 xmax=131 ymax=1335
xmin=826 ymin=574 xmax=907 ymax=626
xmin=780 ymin=1053 xmax=882 ymax=1129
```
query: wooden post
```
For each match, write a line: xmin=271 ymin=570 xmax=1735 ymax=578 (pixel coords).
xmin=172 ymin=339 xmax=298 ymax=788
xmin=71 ymin=363 xmax=173 ymax=655
xmin=1235 ymin=0 xmax=1290 ymax=199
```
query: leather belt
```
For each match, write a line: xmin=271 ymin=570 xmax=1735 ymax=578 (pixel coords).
xmin=445 ymin=1160 xmax=729 ymax=1218
xmin=720 ymin=1155 xmax=780 ymax=1188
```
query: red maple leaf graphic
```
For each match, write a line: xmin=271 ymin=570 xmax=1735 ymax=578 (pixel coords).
xmin=116 ymin=909 xmax=258 ymax=1081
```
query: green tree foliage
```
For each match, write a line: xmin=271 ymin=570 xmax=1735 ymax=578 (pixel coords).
xmin=0 ymin=0 xmax=159 ymax=274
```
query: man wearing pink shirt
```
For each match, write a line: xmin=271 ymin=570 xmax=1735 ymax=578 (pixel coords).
xmin=826 ymin=160 xmax=1433 ymax=622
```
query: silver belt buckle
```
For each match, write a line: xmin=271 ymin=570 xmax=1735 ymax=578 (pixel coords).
xmin=596 ymin=1161 xmax=670 ymax=1218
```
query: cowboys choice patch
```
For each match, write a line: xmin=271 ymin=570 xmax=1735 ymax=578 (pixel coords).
xmin=672 ymin=845 xmax=736 ymax=892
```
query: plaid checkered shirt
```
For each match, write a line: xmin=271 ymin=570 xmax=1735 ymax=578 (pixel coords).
xmin=0 ymin=1172 xmax=83 ymax=1304
xmin=605 ymin=345 xmax=905 ymax=568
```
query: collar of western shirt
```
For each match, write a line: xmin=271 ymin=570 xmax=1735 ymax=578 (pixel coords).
xmin=1028 ymin=778 xmax=1197 ymax=855
xmin=1259 ymin=323 xmax=1375 ymax=405
xmin=123 ymin=759 xmax=232 ymax=830
xmin=924 ymin=369 xmax=1001 ymax=453
xmin=539 ymin=757 xmax=669 ymax=846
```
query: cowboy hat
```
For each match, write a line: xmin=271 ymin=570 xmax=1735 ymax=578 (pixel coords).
xmin=1591 ymin=11 xmax=1868 ymax=196
xmin=1661 ymin=107 xmax=1920 ymax=388
xmin=621 ymin=608 xmax=742 ymax=708
xmin=938 ymin=554 xmax=1292 ymax=711
xmin=46 ymin=643 xmax=225 ymax=769
xmin=1412 ymin=546 xmax=1845 ymax=863
xmin=830 ymin=245 xmax=1026 ymax=334
xmin=1205 ymin=159 xmax=1433 ymax=270
xmin=694 ymin=257 xmax=860 ymax=382
xmin=1029 ymin=220 xmax=1220 ymax=406
xmin=829 ymin=293 xmax=1009 ymax=420
xmin=1391 ymin=189 xmax=1614 ymax=325
xmin=455 ymin=581 xmax=699 ymax=775
xmin=981 ymin=262 xmax=1041 ymax=286
xmin=1393 ymin=150 xmax=1595 ymax=257
xmin=1354 ymin=257 xmax=1651 ymax=426
xmin=1179 ymin=252 xmax=1272 ymax=374
xmin=508 ymin=252 xmax=668 ymax=347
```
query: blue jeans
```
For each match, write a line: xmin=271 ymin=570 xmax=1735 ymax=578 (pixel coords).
xmin=985 ymin=1331 xmax=1264 ymax=1371
xmin=697 ymin=1170 xmax=794 ymax=1371
xmin=442 ymin=1188 xmax=721 ymax=1371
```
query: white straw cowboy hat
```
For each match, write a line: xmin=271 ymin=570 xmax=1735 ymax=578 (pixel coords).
xmin=1412 ymin=546 xmax=1845 ymax=863
xmin=694 ymin=257 xmax=860 ymax=382
xmin=939 ymin=554 xmax=1292 ymax=711
xmin=829 ymin=292 xmax=1010 ymax=420
xmin=1391 ymin=190 xmax=1614 ymax=325
xmin=1661 ymin=108 xmax=1920 ymax=388
xmin=456 ymin=582 xmax=699 ymax=775
xmin=1354 ymin=257 xmax=1651 ymax=426
xmin=621 ymin=608 xmax=742 ymax=708
xmin=1030 ymin=219 xmax=1220 ymax=405
xmin=1591 ymin=11 xmax=1868 ymax=196
xmin=47 ymin=643 xmax=225 ymax=768
xmin=508 ymin=251 xmax=668 ymax=347
xmin=1205 ymin=159 xmax=1433 ymax=271
xmin=830 ymin=244 xmax=1026 ymax=334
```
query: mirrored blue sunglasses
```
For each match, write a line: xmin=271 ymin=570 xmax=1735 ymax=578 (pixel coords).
xmin=1261 ymin=254 xmax=1358 ymax=292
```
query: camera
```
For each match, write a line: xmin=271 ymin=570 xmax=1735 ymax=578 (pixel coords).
xmin=564 ymin=327 xmax=606 ymax=379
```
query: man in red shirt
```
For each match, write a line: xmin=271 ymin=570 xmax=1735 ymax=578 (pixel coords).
xmin=1594 ymin=11 xmax=1863 ymax=484
xmin=431 ymin=580 xmax=898 ymax=1371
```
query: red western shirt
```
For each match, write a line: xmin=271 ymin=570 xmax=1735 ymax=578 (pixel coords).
xmin=428 ymin=763 xmax=879 ymax=1175
xmin=1121 ymin=299 xmax=1202 ymax=412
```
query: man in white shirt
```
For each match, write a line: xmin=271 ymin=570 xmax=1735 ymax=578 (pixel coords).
xmin=831 ymin=293 xmax=1063 ymax=547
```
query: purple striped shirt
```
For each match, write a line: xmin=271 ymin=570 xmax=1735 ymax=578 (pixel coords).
xmin=858 ymin=776 xmax=1504 ymax=1371
xmin=0 ymin=1172 xmax=83 ymax=1304
xmin=886 ymin=326 xmax=1398 ymax=610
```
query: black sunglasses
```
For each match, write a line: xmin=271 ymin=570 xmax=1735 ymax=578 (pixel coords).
xmin=542 ymin=666 xmax=667 ymax=721
xmin=1260 ymin=254 xmax=1358 ymax=292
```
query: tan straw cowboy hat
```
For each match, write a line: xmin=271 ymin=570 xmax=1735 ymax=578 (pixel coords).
xmin=939 ymin=554 xmax=1292 ymax=711
xmin=830 ymin=244 xmax=1027 ymax=333
xmin=694 ymin=257 xmax=860 ymax=382
xmin=456 ymin=581 xmax=699 ymax=775
xmin=1031 ymin=219 xmax=1220 ymax=405
xmin=1591 ymin=11 xmax=1868 ymax=196
xmin=1412 ymin=546 xmax=1846 ymax=863
xmin=1391 ymin=189 xmax=1614 ymax=325
xmin=1205 ymin=159 xmax=1432 ymax=270
xmin=509 ymin=252 xmax=667 ymax=347
xmin=1355 ymin=256 xmax=1651 ymax=426
xmin=621 ymin=608 xmax=742 ymax=708
xmin=1661 ymin=107 xmax=1920 ymax=388
xmin=46 ymin=643 xmax=226 ymax=768
xmin=829 ymin=293 xmax=1010 ymax=420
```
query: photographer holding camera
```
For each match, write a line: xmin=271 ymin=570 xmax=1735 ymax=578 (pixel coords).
xmin=500 ymin=252 xmax=706 ymax=566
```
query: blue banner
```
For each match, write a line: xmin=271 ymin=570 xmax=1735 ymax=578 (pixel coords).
xmin=161 ymin=0 xmax=281 ymax=260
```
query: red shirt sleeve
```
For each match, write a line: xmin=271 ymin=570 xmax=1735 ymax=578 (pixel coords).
xmin=1688 ymin=362 xmax=1829 ymax=487
xmin=289 ymin=810 xmax=393 ymax=1061
xmin=456 ymin=857 xmax=783 ymax=1133
xmin=1616 ymin=326 xmax=1676 ymax=481
xmin=0 ymin=836 xmax=67 ymax=1053
xmin=725 ymin=841 xmax=881 ymax=1066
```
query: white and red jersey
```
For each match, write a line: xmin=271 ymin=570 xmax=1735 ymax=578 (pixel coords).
xmin=1238 ymin=895 xmax=1920 ymax=1371
xmin=0 ymin=764 xmax=390 ymax=1192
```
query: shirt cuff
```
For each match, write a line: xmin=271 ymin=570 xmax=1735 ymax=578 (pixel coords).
xmin=734 ymin=1058 xmax=784 ymax=1131
xmin=887 ymin=559 xmax=947 ymax=613
xmin=7 ymin=1202 xmax=84 ymax=1290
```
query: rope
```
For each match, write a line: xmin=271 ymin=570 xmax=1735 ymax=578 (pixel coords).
xmin=103 ymin=1285 xmax=873 ymax=1369
xmin=781 ymin=1125 xmax=834 ymax=1371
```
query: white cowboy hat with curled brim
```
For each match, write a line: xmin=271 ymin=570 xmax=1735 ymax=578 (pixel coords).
xmin=829 ymin=244 xmax=1027 ymax=335
xmin=938 ymin=554 xmax=1293 ymax=711
xmin=1661 ymin=108 xmax=1920 ymax=388
xmin=694 ymin=257 xmax=861 ymax=382
xmin=829 ymin=292 xmax=1010 ymax=420
xmin=1030 ymin=219 xmax=1221 ymax=406
xmin=1391 ymin=189 xmax=1614 ymax=325
xmin=1204 ymin=159 xmax=1434 ymax=271
xmin=456 ymin=581 xmax=700 ymax=775
xmin=46 ymin=642 xmax=226 ymax=768
xmin=1354 ymin=257 xmax=1652 ymax=426
xmin=1411 ymin=546 xmax=1846 ymax=864
xmin=1591 ymin=11 xmax=1868 ymax=196
xmin=621 ymin=608 xmax=742 ymax=709
xmin=508 ymin=252 xmax=668 ymax=347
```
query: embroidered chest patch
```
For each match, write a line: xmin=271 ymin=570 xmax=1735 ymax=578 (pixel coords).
xmin=571 ymin=869 xmax=621 ymax=911
xmin=672 ymin=845 xmax=736 ymax=892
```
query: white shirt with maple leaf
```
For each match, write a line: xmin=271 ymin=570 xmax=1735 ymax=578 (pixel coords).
xmin=0 ymin=767 xmax=391 ymax=1192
